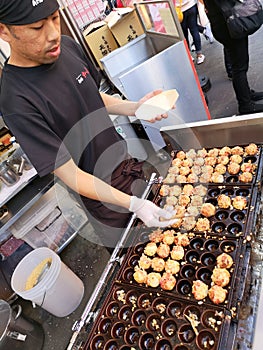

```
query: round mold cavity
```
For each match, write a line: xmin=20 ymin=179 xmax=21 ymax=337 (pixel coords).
xmin=190 ymin=237 xmax=204 ymax=250
xmin=104 ymin=340 xmax=119 ymax=350
xmin=146 ymin=313 xmax=162 ymax=332
xmin=244 ymin=155 xmax=257 ymax=163
xmin=111 ymin=321 xmax=126 ymax=338
xmin=118 ymin=305 xmax=132 ymax=322
xmin=161 ymin=318 xmax=178 ymax=338
xmin=122 ymin=267 xmax=134 ymax=282
xmin=208 ymin=188 xmax=220 ymax=198
xmin=185 ymin=250 xmax=200 ymax=264
xmin=167 ymin=300 xmax=183 ymax=317
xmin=128 ymin=254 xmax=140 ymax=268
xmin=204 ymin=239 xmax=219 ymax=252
xmin=152 ymin=297 xmax=168 ymax=314
xmin=98 ymin=317 xmax=112 ymax=334
xmin=221 ymin=188 xmax=234 ymax=196
xmin=201 ymin=252 xmax=216 ymax=266
xmin=178 ymin=323 xmax=196 ymax=343
xmin=196 ymin=267 xmax=212 ymax=284
xmin=134 ymin=243 xmax=145 ymax=255
xmin=105 ymin=301 xmax=119 ymax=317
xmin=215 ymin=210 xmax=229 ymax=221
xmin=125 ymin=289 xmax=139 ymax=306
xmin=230 ymin=210 xmax=245 ymax=222
xmin=112 ymin=288 xmax=126 ymax=302
xmin=220 ymin=240 xmax=236 ymax=253
xmin=180 ymin=264 xmax=196 ymax=279
xmin=196 ymin=330 xmax=216 ymax=350
xmin=138 ymin=293 xmax=153 ymax=309
xmin=184 ymin=305 xmax=202 ymax=320
xmin=176 ymin=279 xmax=192 ymax=296
xmin=236 ymin=188 xmax=250 ymax=197
xmin=212 ymin=222 xmax=226 ymax=234
xmin=154 ymin=338 xmax=173 ymax=350
xmin=226 ymin=176 xmax=238 ymax=183
xmin=131 ymin=309 xmax=147 ymax=327
xmin=90 ymin=335 xmax=105 ymax=350
xmin=205 ymin=198 xmax=217 ymax=206
xmin=201 ymin=309 xmax=223 ymax=329
xmin=124 ymin=326 xmax=140 ymax=345
xmin=227 ymin=222 xmax=242 ymax=235
xmin=139 ymin=332 xmax=155 ymax=350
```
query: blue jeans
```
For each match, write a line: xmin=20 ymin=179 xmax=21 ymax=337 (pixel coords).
xmin=181 ymin=4 xmax=202 ymax=54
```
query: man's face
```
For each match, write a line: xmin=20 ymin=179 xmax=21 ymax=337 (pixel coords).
xmin=1 ymin=10 xmax=61 ymax=67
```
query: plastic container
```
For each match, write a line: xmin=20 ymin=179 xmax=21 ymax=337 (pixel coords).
xmin=11 ymin=247 xmax=84 ymax=317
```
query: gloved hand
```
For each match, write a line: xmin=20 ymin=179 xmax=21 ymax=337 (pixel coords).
xmin=129 ymin=196 xmax=178 ymax=228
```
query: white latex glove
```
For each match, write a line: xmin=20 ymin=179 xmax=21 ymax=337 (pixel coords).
xmin=129 ymin=196 xmax=179 ymax=228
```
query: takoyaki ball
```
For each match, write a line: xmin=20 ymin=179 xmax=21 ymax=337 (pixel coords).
xmin=211 ymin=267 xmax=230 ymax=287
xmin=215 ymin=164 xmax=227 ymax=175
xmin=187 ymin=205 xmax=200 ymax=217
xmin=165 ymin=258 xmax=180 ymax=275
xmin=163 ymin=173 xmax=176 ymax=184
xmin=219 ymin=146 xmax=232 ymax=157
xmin=171 ymin=218 xmax=182 ymax=229
xmin=139 ymin=254 xmax=152 ymax=270
xmin=230 ymin=154 xmax=243 ymax=164
xmin=199 ymin=173 xmax=211 ymax=183
xmin=201 ymin=165 xmax=214 ymax=175
xmin=239 ymin=171 xmax=253 ymax=183
xmin=157 ymin=243 xmax=170 ymax=259
xmin=166 ymin=196 xmax=178 ymax=206
xmin=197 ymin=148 xmax=208 ymax=158
xmin=151 ymin=257 xmax=166 ymax=272
xmin=208 ymin=148 xmax=220 ymax=157
xmin=133 ymin=266 xmax=147 ymax=284
xmin=182 ymin=158 xmax=194 ymax=167
xmin=179 ymin=166 xmax=191 ymax=177
xmin=149 ymin=229 xmax=163 ymax=243
xmin=144 ymin=242 xmax=158 ymax=257
xmin=172 ymin=158 xmax=182 ymax=167
xmin=187 ymin=173 xmax=199 ymax=183
xmin=231 ymin=146 xmax=244 ymax=156
xmin=245 ymin=143 xmax=258 ymax=156
xmin=182 ymin=216 xmax=196 ymax=231
xmin=174 ymin=205 xmax=186 ymax=218
xmin=232 ymin=196 xmax=247 ymax=210
xmin=195 ymin=218 xmax=210 ymax=231
xmin=200 ymin=203 xmax=216 ymax=217
xmin=186 ymin=149 xmax=197 ymax=159
xmin=191 ymin=165 xmax=202 ymax=175
xmin=217 ymin=155 xmax=230 ymax=166
xmin=146 ymin=272 xmax=161 ymax=288
xmin=205 ymin=156 xmax=217 ymax=166
xmin=217 ymin=194 xmax=231 ymax=209
xmin=192 ymin=280 xmax=209 ymax=300
xmin=170 ymin=245 xmax=185 ymax=260
xmin=208 ymin=285 xmax=227 ymax=304
xmin=194 ymin=157 xmax=205 ymax=166
xmin=191 ymin=195 xmax=204 ymax=207
xmin=227 ymin=162 xmax=241 ymax=175
xmin=216 ymin=253 xmax=233 ymax=269
xmin=179 ymin=194 xmax=191 ymax=207
xmin=159 ymin=185 xmax=170 ymax=197
xmin=174 ymin=233 xmax=190 ymax=247
xmin=162 ymin=230 xmax=176 ymax=245
xmin=183 ymin=184 xmax=194 ymax=196
xmin=241 ymin=162 xmax=256 ymax=173
xmin=169 ymin=185 xmax=182 ymax=197
xmin=194 ymin=184 xmax=208 ymax=197
xmin=176 ymin=175 xmax=187 ymax=183
xmin=210 ymin=172 xmax=224 ymax=183
xmin=176 ymin=151 xmax=186 ymax=160
xmin=160 ymin=272 xmax=177 ymax=291
xmin=168 ymin=165 xmax=180 ymax=175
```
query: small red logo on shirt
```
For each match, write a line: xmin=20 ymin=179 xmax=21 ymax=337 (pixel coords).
xmin=76 ymin=67 xmax=90 ymax=84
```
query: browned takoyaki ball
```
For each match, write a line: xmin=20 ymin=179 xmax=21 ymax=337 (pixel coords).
xmin=192 ymin=280 xmax=209 ymax=300
xmin=170 ymin=245 xmax=185 ymax=260
xmin=231 ymin=146 xmax=244 ymax=155
xmin=146 ymin=272 xmax=161 ymax=287
xmin=245 ymin=143 xmax=258 ymax=156
xmin=216 ymin=253 xmax=233 ymax=269
xmin=200 ymin=203 xmax=216 ymax=217
xmin=165 ymin=258 xmax=180 ymax=275
xmin=239 ymin=171 xmax=253 ymax=183
xmin=151 ymin=257 xmax=166 ymax=272
xmin=160 ymin=272 xmax=177 ymax=291
xmin=211 ymin=267 xmax=230 ymax=287
xmin=217 ymin=194 xmax=231 ymax=209
xmin=195 ymin=217 xmax=210 ymax=231
xmin=219 ymin=146 xmax=232 ymax=157
xmin=232 ymin=196 xmax=247 ymax=210
xmin=208 ymin=285 xmax=227 ymax=304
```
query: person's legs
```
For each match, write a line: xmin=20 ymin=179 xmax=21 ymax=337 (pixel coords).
xmin=223 ymin=46 xmax=232 ymax=79
xmin=187 ymin=4 xmax=205 ymax=64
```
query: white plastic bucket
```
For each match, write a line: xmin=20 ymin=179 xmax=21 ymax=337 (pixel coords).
xmin=11 ymin=247 xmax=84 ymax=317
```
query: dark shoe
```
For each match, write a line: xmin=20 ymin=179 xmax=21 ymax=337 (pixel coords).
xmin=250 ymin=89 xmax=263 ymax=101
xmin=239 ymin=102 xmax=263 ymax=115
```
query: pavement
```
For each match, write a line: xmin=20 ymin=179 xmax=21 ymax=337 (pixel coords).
xmin=8 ymin=26 xmax=263 ymax=350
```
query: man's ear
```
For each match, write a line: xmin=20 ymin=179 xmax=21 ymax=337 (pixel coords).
xmin=0 ymin=23 xmax=11 ymax=43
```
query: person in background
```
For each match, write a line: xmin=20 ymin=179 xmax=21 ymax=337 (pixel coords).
xmin=197 ymin=0 xmax=214 ymax=43
xmin=0 ymin=0 xmax=178 ymax=251
xmin=180 ymin=0 xmax=206 ymax=64
xmin=203 ymin=0 xmax=263 ymax=115
xmin=223 ymin=46 xmax=232 ymax=80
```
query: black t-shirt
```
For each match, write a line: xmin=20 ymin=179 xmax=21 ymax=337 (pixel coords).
xmin=0 ymin=35 xmax=128 ymax=182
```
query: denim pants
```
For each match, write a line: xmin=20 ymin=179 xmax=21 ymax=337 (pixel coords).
xmin=181 ymin=4 xmax=202 ymax=54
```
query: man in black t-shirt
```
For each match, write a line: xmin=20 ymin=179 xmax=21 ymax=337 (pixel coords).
xmin=0 ymin=0 xmax=178 ymax=249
